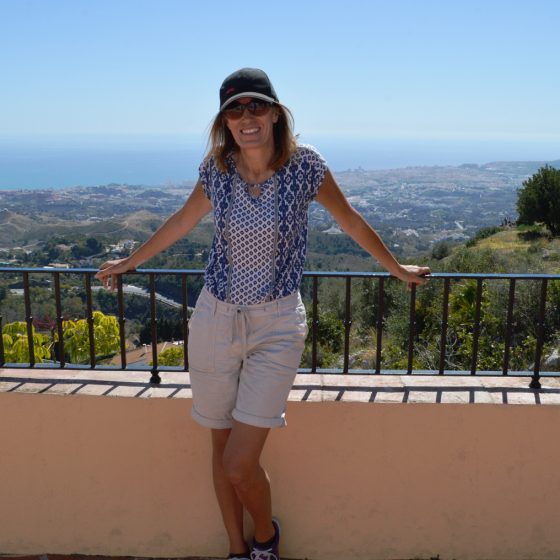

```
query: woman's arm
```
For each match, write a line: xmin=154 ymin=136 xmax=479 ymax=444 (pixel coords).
xmin=315 ymin=169 xmax=430 ymax=286
xmin=95 ymin=181 xmax=212 ymax=289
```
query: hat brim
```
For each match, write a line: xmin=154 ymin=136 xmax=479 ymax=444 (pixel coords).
xmin=220 ymin=92 xmax=277 ymax=111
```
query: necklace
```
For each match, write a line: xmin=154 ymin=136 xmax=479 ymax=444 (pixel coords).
xmin=247 ymin=183 xmax=262 ymax=199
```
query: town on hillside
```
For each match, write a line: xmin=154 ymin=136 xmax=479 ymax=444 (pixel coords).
xmin=2 ymin=158 xmax=557 ymax=268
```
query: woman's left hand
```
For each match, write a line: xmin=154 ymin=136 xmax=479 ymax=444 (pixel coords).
xmin=394 ymin=264 xmax=431 ymax=289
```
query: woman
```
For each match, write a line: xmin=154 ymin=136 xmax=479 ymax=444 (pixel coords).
xmin=96 ymin=67 xmax=430 ymax=560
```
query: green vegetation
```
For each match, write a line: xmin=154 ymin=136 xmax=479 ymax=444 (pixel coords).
xmin=465 ymin=226 xmax=503 ymax=248
xmin=57 ymin=311 xmax=120 ymax=363
xmin=152 ymin=346 xmax=183 ymax=367
xmin=2 ymin=310 xmax=120 ymax=365
xmin=2 ymin=321 xmax=51 ymax=363
xmin=517 ymin=165 xmax=560 ymax=236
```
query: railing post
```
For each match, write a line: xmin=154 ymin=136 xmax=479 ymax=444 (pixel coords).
xmin=530 ymin=278 xmax=548 ymax=390
xmin=311 ymin=276 xmax=318 ymax=373
xmin=149 ymin=273 xmax=161 ymax=384
xmin=407 ymin=283 xmax=417 ymax=374
xmin=375 ymin=277 xmax=384 ymax=374
xmin=502 ymin=278 xmax=516 ymax=376
xmin=470 ymin=279 xmax=483 ymax=375
xmin=23 ymin=271 xmax=35 ymax=367
xmin=438 ymin=278 xmax=450 ymax=375
xmin=342 ymin=276 xmax=352 ymax=373
xmin=84 ymin=273 xmax=96 ymax=368
xmin=182 ymin=275 xmax=189 ymax=372
xmin=53 ymin=272 xmax=65 ymax=368
xmin=117 ymin=276 xmax=127 ymax=369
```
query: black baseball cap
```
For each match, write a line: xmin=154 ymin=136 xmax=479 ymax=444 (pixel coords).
xmin=219 ymin=68 xmax=279 ymax=111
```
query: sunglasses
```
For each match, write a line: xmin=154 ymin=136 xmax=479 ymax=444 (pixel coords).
xmin=222 ymin=100 xmax=274 ymax=120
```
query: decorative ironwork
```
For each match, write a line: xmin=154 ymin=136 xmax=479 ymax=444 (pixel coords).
xmin=0 ymin=267 xmax=558 ymax=390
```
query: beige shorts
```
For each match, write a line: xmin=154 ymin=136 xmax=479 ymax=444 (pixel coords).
xmin=188 ymin=287 xmax=308 ymax=429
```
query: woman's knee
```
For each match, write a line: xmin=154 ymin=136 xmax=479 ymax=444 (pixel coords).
xmin=222 ymin=451 xmax=259 ymax=489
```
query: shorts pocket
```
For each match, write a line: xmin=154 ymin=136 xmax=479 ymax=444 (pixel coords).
xmin=266 ymin=304 xmax=308 ymax=369
xmin=274 ymin=303 xmax=308 ymax=339
xmin=187 ymin=306 xmax=216 ymax=372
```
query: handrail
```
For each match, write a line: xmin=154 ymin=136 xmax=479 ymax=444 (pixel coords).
xmin=1 ymin=267 xmax=559 ymax=388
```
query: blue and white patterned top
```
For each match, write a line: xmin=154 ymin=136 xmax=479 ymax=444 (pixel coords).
xmin=199 ymin=145 xmax=327 ymax=305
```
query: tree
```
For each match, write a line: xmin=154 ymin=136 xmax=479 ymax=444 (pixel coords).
xmin=59 ymin=311 xmax=121 ymax=363
xmin=431 ymin=241 xmax=451 ymax=260
xmin=517 ymin=165 xmax=560 ymax=236
xmin=86 ymin=237 xmax=103 ymax=254
xmin=153 ymin=346 xmax=183 ymax=367
xmin=2 ymin=321 xmax=52 ymax=363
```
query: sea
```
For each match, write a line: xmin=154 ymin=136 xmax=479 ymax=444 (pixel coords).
xmin=1 ymin=134 xmax=559 ymax=190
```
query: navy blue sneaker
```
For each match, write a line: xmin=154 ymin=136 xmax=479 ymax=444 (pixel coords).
xmin=228 ymin=548 xmax=251 ymax=560
xmin=250 ymin=517 xmax=280 ymax=560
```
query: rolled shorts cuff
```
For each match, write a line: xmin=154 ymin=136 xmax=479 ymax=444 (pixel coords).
xmin=191 ymin=406 xmax=233 ymax=429
xmin=232 ymin=407 xmax=287 ymax=429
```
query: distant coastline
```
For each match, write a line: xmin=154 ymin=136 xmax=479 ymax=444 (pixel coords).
xmin=1 ymin=134 xmax=559 ymax=190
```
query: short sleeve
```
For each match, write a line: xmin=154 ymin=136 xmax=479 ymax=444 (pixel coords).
xmin=198 ymin=157 xmax=212 ymax=200
xmin=297 ymin=145 xmax=328 ymax=202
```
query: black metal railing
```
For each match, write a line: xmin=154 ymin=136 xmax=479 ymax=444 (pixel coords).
xmin=0 ymin=267 xmax=559 ymax=388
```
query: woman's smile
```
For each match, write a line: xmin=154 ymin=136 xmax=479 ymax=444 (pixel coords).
xmin=241 ymin=126 xmax=260 ymax=134
xmin=240 ymin=126 xmax=260 ymax=135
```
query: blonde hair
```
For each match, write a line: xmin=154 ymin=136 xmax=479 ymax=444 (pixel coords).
xmin=206 ymin=103 xmax=297 ymax=173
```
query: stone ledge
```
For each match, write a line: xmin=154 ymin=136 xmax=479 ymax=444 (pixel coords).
xmin=2 ymin=367 xmax=560 ymax=405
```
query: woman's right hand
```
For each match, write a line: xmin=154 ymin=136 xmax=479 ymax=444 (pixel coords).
xmin=95 ymin=258 xmax=136 ymax=290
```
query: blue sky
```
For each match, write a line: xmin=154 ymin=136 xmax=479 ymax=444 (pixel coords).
xmin=1 ymin=0 xmax=560 ymax=143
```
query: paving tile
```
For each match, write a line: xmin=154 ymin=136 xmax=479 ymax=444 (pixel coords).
xmin=340 ymin=390 xmax=374 ymax=402
xmin=539 ymin=392 xmax=560 ymax=405
xmin=0 ymin=381 xmax=21 ymax=392
xmin=400 ymin=374 xmax=444 ymax=387
xmin=305 ymin=389 xmax=340 ymax=402
xmin=407 ymin=390 xmax=438 ymax=404
xmin=476 ymin=390 xmax=504 ymax=404
xmin=139 ymin=387 xmax=176 ymax=398
xmin=13 ymin=382 xmax=53 ymax=393
xmin=42 ymin=383 xmax=80 ymax=396
xmin=506 ymin=391 xmax=540 ymax=405
xmin=291 ymin=373 xmax=324 ymax=386
xmin=439 ymin=391 xmax=472 ymax=404
xmin=105 ymin=385 xmax=146 ymax=397
xmin=75 ymin=383 xmax=115 ymax=396
xmin=373 ymin=391 xmax=406 ymax=404
xmin=288 ymin=389 xmax=309 ymax=401
xmin=157 ymin=371 xmax=190 ymax=385
xmin=367 ymin=375 xmax=405 ymax=388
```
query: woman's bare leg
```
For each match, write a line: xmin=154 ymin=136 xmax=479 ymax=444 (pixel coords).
xmin=211 ymin=428 xmax=248 ymax=555
xmin=222 ymin=420 xmax=275 ymax=543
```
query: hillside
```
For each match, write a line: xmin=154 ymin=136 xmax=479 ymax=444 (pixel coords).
xmin=0 ymin=209 xmax=165 ymax=247
xmin=441 ymin=225 xmax=560 ymax=274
